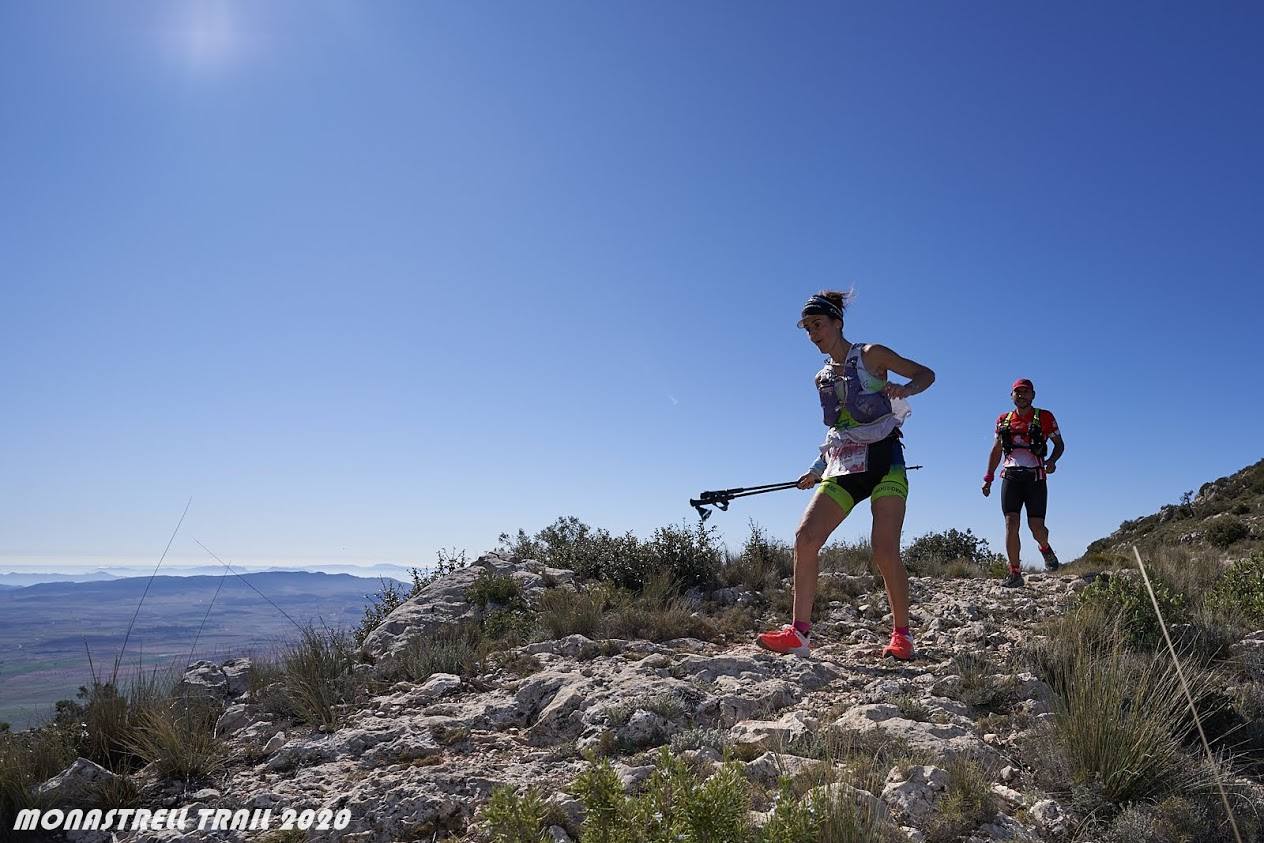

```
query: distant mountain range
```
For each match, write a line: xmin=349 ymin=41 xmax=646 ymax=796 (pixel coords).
xmin=0 ymin=571 xmax=406 ymax=728
xmin=0 ymin=563 xmax=421 ymax=589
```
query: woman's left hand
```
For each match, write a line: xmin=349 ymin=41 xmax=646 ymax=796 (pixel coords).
xmin=883 ymin=382 xmax=914 ymax=399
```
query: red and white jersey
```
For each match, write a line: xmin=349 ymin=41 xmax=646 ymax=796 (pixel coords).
xmin=996 ymin=408 xmax=1059 ymax=470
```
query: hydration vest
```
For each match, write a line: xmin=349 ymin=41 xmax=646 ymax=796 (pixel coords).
xmin=997 ymin=409 xmax=1047 ymax=459
xmin=816 ymin=343 xmax=893 ymax=429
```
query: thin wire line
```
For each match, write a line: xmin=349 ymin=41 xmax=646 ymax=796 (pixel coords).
xmin=1133 ymin=545 xmax=1243 ymax=843
xmin=184 ymin=555 xmax=234 ymax=671
xmin=112 ymin=497 xmax=192 ymax=685
xmin=192 ymin=539 xmax=307 ymax=634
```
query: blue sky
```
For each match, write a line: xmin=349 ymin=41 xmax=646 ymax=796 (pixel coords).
xmin=2 ymin=1 xmax=1262 ymax=573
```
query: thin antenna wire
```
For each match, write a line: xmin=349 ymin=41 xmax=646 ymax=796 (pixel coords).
xmin=184 ymin=555 xmax=235 ymax=671
xmin=192 ymin=539 xmax=306 ymax=634
xmin=113 ymin=497 xmax=192 ymax=685
xmin=1133 ymin=545 xmax=1243 ymax=843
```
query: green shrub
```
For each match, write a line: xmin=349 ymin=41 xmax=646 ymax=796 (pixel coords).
xmin=483 ymin=785 xmax=549 ymax=843
xmin=569 ymin=749 xmax=759 ymax=842
xmin=602 ymin=582 xmax=717 ymax=643
xmin=760 ymin=778 xmax=818 ymax=843
xmin=1207 ymin=552 xmax=1264 ymax=627
xmin=649 ymin=521 xmax=722 ymax=588
xmin=469 ymin=569 xmax=525 ymax=609
xmin=903 ymin=528 xmax=1004 ymax=573
xmin=723 ymin=522 xmax=794 ymax=591
xmin=499 ymin=516 xmax=720 ymax=592
xmin=1077 ymin=572 xmax=1185 ymax=649
xmin=480 ymin=608 xmax=536 ymax=649
xmin=682 ymin=763 xmax=751 ymax=840
xmin=499 ymin=517 xmax=643 ymax=586
xmin=1205 ymin=516 xmax=1249 ymax=549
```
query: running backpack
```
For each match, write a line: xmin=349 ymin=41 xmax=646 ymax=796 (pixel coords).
xmin=997 ymin=409 xmax=1048 ymax=459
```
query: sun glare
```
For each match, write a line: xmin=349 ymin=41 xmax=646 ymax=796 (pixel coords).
xmin=161 ymin=0 xmax=253 ymax=74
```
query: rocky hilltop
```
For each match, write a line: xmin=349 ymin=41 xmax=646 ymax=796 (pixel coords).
xmin=28 ymin=548 xmax=1264 ymax=843
xmin=1084 ymin=457 xmax=1264 ymax=561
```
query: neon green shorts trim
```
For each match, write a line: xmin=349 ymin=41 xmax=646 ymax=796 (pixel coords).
xmin=817 ymin=465 xmax=908 ymax=516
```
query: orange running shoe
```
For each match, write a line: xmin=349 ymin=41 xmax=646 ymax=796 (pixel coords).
xmin=881 ymin=630 xmax=915 ymax=661
xmin=756 ymin=625 xmax=810 ymax=658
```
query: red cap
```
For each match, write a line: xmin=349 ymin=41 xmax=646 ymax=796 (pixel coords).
xmin=1011 ymin=378 xmax=1035 ymax=392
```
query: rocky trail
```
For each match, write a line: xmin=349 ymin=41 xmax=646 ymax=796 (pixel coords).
xmin=38 ymin=554 xmax=1263 ymax=843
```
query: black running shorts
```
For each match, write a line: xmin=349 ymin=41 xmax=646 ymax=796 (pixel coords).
xmin=1001 ymin=468 xmax=1047 ymax=519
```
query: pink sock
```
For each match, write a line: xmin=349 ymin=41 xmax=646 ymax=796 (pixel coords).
xmin=792 ymin=620 xmax=812 ymax=637
xmin=895 ymin=626 xmax=911 ymax=638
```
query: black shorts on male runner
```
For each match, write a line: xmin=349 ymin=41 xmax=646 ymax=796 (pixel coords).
xmin=1000 ymin=467 xmax=1047 ymax=519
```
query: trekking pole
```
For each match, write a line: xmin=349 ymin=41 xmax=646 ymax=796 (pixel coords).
xmin=690 ymin=466 xmax=925 ymax=521
xmin=690 ymin=481 xmax=800 ymax=522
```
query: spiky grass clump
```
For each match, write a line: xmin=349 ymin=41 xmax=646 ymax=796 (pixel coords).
xmin=923 ymin=760 xmax=997 ymax=843
xmin=398 ymin=622 xmax=482 ymax=683
xmin=277 ymin=626 xmax=360 ymax=728
xmin=537 ymin=585 xmax=608 ymax=640
xmin=1037 ymin=635 xmax=1219 ymax=805
xmin=125 ymin=700 xmax=224 ymax=781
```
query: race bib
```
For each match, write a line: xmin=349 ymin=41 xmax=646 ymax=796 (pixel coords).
xmin=826 ymin=440 xmax=869 ymax=476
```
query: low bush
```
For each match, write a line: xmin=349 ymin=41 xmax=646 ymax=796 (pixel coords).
xmin=1207 ymin=552 xmax=1264 ymax=628
xmin=498 ymin=516 xmax=721 ymax=591
xmin=903 ymin=528 xmax=1004 ymax=573
xmin=892 ymin=695 xmax=933 ymax=723
xmin=649 ymin=521 xmax=723 ymax=588
xmin=722 ymin=522 xmax=794 ymax=591
xmin=546 ymin=748 xmax=897 ymax=843
xmin=481 ymin=785 xmax=549 ymax=843
xmin=1206 ymin=516 xmax=1249 ymax=549
xmin=670 ymin=728 xmax=727 ymax=755
xmin=0 ymin=724 xmax=76 ymax=824
xmin=1076 ymin=571 xmax=1185 ymax=649
xmin=468 ymin=569 xmax=524 ymax=609
xmin=602 ymin=574 xmax=718 ymax=643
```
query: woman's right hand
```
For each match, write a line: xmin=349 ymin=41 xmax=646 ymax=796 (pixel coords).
xmin=797 ymin=472 xmax=820 ymax=490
